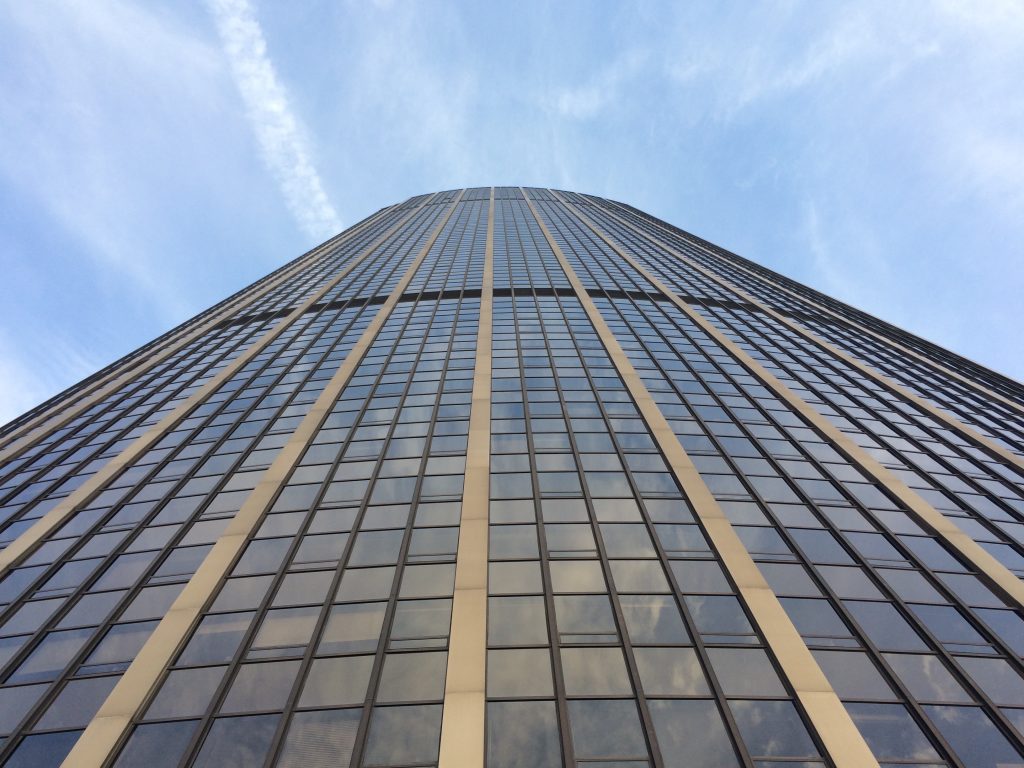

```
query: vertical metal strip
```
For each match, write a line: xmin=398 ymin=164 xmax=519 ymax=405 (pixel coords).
xmin=561 ymin=195 xmax=1024 ymax=610
xmin=60 ymin=191 xmax=465 ymax=768
xmin=0 ymin=204 xmax=397 ymax=463
xmin=522 ymin=189 xmax=880 ymax=768
xmin=588 ymin=199 xmax=1024 ymax=471
xmin=0 ymin=198 xmax=436 ymax=577
xmin=438 ymin=188 xmax=493 ymax=768
xmin=602 ymin=197 xmax=1024 ymax=419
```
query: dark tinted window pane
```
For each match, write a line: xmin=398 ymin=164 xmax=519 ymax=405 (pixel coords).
xmin=85 ymin=621 xmax=159 ymax=668
xmin=650 ymin=699 xmax=739 ymax=768
xmin=568 ymin=699 xmax=647 ymax=760
xmin=634 ymin=647 xmax=709 ymax=696
xmin=0 ymin=684 xmax=47 ymax=734
xmin=5 ymin=730 xmax=82 ymax=768
xmin=192 ymin=714 xmax=279 ymax=767
xmin=276 ymin=709 xmax=361 ymax=768
xmin=178 ymin=613 xmax=254 ymax=665
xmin=955 ymin=657 xmax=1024 ymax=706
xmin=487 ymin=701 xmax=562 ymax=768
xmin=220 ymin=660 xmax=301 ymax=713
xmin=729 ymin=700 xmax=819 ymax=759
xmin=811 ymin=651 xmax=896 ymax=700
xmin=842 ymin=601 xmax=927 ymax=651
xmin=113 ymin=721 xmax=198 ymax=768
xmin=488 ymin=596 xmax=548 ymax=645
xmin=684 ymin=595 xmax=754 ymax=637
xmin=319 ymin=603 xmax=386 ymax=654
xmin=619 ymin=594 xmax=689 ymax=644
xmin=363 ymin=704 xmax=442 ymax=766
xmin=883 ymin=654 xmax=972 ymax=704
xmin=561 ymin=647 xmax=632 ymax=696
xmin=146 ymin=667 xmax=225 ymax=719
xmin=845 ymin=702 xmax=940 ymax=762
xmin=554 ymin=594 xmax=617 ymax=638
xmin=376 ymin=651 xmax=448 ymax=702
xmin=299 ymin=656 xmax=373 ymax=707
xmin=707 ymin=648 xmax=786 ymax=696
xmin=36 ymin=675 xmax=118 ymax=729
xmin=8 ymin=628 xmax=91 ymax=683
xmin=924 ymin=705 xmax=1024 ymax=768
xmin=487 ymin=649 xmax=554 ymax=697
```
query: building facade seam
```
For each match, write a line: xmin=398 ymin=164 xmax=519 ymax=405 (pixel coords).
xmin=438 ymin=187 xmax=494 ymax=768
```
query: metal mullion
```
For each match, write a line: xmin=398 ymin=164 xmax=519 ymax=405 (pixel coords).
xmin=257 ymin=211 xmax=475 ymax=767
xmin=602 ymin=197 xmax=1024 ymax=457
xmin=538 ymin=289 xmax=667 ymax=768
xmin=169 ymin=293 xmax=435 ymax=768
xmin=503 ymin=291 xmax=576 ymax=768
xmin=0 ymin=320 xmax=271 ymax=515
xmin=0 ymin=203 xmax=403 ymax=464
xmin=607 ymin=289 xmax=1020 ymax=762
xmin=799 ymin=317 xmax=1024 ymax=454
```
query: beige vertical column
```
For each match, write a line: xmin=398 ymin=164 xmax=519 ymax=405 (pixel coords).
xmin=61 ymin=192 xmax=465 ymax=768
xmin=0 ymin=204 xmax=398 ymax=464
xmin=587 ymin=197 xmax=1024 ymax=471
xmin=603 ymin=197 xmax=1024 ymax=420
xmin=522 ymin=189 xmax=880 ymax=768
xmin=438 ymin=189 xmax=493 ymax=768
xmin=559 ymin=194 xmax=1024 ymax=610
xmin=0 ymin=199 xmax=436 ymax=577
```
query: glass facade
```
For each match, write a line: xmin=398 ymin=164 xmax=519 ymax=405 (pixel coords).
xmin=0 ymin=187 xmax=1021 ymax=768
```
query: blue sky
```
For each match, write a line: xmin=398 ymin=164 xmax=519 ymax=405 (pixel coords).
xmin=1 ymin=0 xmax=1022 ymax=425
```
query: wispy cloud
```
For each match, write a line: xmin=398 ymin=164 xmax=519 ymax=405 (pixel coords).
xmin=206 ymin=0 xmax=341 ymax=239
xmin=551 ymin=50 xmax=649 ymax=120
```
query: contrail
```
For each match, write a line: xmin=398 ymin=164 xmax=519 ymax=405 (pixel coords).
xmin=207 ymin=0 xmax=342 ymax=239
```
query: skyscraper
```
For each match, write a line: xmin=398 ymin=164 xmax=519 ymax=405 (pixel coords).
xmin=0 ymin=186 xmax=1022 ymax=768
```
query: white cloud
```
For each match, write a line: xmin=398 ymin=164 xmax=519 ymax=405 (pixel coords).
xmin=206 ymin=0 xmax=341 ymax=239
xmin=551 ymin=51 xmax=649 ymax=120
xmin=0 ymin=329 xmax=100 ymax=427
